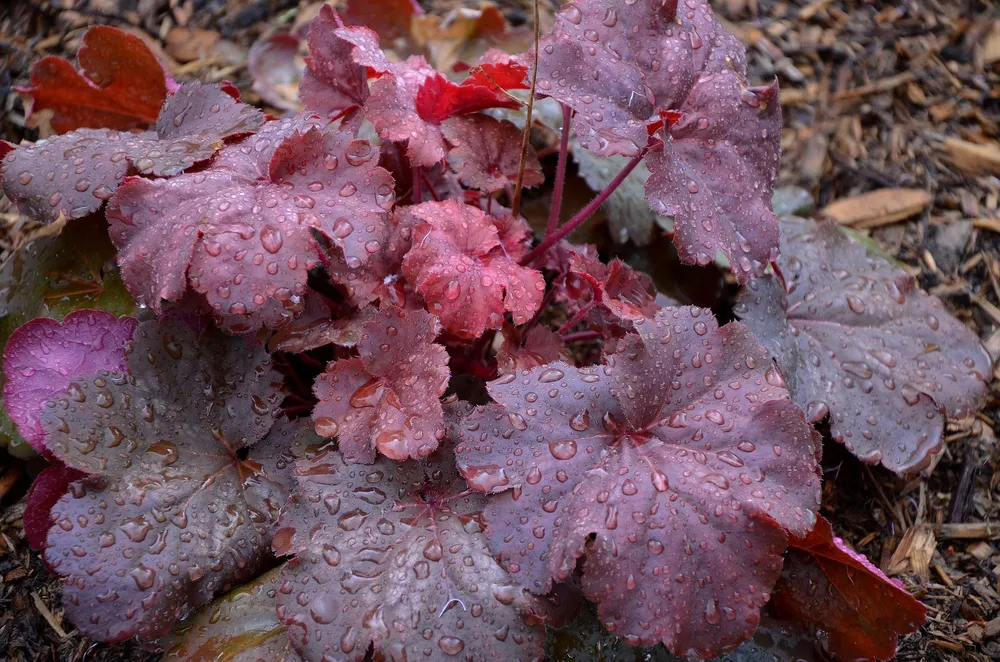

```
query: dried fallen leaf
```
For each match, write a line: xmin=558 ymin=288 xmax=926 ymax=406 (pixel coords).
xmin=821 ymin=188 xmax=933 ymax=229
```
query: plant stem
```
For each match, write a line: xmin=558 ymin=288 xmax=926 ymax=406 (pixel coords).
xmin=418 ymin=168 xmax=441 ymax=202
xmin=522 ymin=147 xmax=648 ymax=266
xmin=561 ymin=330 xmax=601 ymax=343
xmin=412 ymin=163 xmax=422 ymax=204
xmin=546 ymin=104 xmax=573 ymax=237
xmin=486 ymin=193 xmax=493 ymax=216
xmin=510 ymin=0 xmax=540 ymax=219
xmin=558 ymin=299 xmax=596 ymax=335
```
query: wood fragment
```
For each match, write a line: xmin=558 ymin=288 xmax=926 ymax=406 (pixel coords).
xmin=832 ymin=71 xmax=916 ymax=100
xmin=941 ymin=138 xmax=1000 ymax=176
xmin=31 ymin=592 xmax=67 ymax=639
xmin=887 ymin=523 xmax=936 ymax=582
xmin=820 ymin=188 xmax=933 ymax=228
xmin=938 ymin=522 xmax=1000 ymax=540
xmin=949 ymin=449 xmax=980 ymax=523
xmin=972 ymin=218 xmax=1000 ymax=235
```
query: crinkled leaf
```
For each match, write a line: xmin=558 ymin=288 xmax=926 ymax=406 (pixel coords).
xmin=0 ymin=214 xmax=138 ymax=454
xmin=343 ymin=0 xmax=422 ymax=42
xmin=645 ymin=76 xmax=781 ymax=281
xmin=772 ymin=516 xmax=925 ymax=661
xmin=497 ymin=325 xmax=570 ymax=375
xmin=40 ymin=317 xmax=314 ymax=641
xmin=379 ymin=140 xmax=464 ymax=206
xmin=267 ymin=293 xmax=361 ymax=354
xmin=24 ymin=464 xmax=86 ymax=551
xmin=158 ymin=567 xmax=299 ymax=662
xmin=735 ymin=217 xmax=992 ymax=472
xmin=466 ymin=49 xmax=529 ymax=93
xmin=455 ymin=307 xmax=821 ymax=656
xmin=16 ymin=25 xmax=176 ymax=134
xmin=1 ymin=82 xmax=265 ymax=223
xmin=273 ymin=449 xmax=545 ymax=662
xmin=335 ymin=26 xmax=518 ymax=166
xmin=3 ymin=310 xmax=136 ymax=455
xmin=442 ymin=114 xmax=542 ymax=192
xmin=249 ymin=33 xmax=304 ymax=112
xmin=107 ymin=118 xmax=394 ymax=334
xmin=566 ymin=251 xmax=667 ymax=333
xmin=300 ymin=6 xmax=369 ymax=123
xmin=402 ymin=201 xmax=544 ymax=338
xmin=312 ymin=306 xmax=448 ymax=463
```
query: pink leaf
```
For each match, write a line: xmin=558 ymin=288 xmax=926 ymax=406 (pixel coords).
xmin=312 ymin=306 xmax=449 ymax=463
xmin=735 ymin=217 xmax=993 ymax=472
xmin=0 ymin=82 xmax=265 ymax=223
xmin=401 ymin=201 xmax=545 ymax=338
xmin=300 ymin=5 xmax=370 ymax=122
xmin=496 ymin=325 xmax=570 ymax=375
xmin=442 ymin=114 xmax=543 ymax=193
xmin=3 ymin=310 xmax=137 ymax=455
xmin=773 ymin=516 xmax=926 ymax=660
xmin=273 ymin=448 xmax=545 ymax=661
xmin=23 ymin=464 xmax=85 ymax=551
xmin=454 ymin=307 xmax=821 ymax=656
xmin=40 ymin=317 xmax=313 ymax=642
xmin=107 ymin=118 xmax=395 ymax=334
xmin=645 ymin=76 xmax=781 ymax=281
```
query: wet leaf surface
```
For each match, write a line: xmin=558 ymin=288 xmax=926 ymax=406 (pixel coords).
xmin=772 ymin=515 xmax=925 ymax=661
xmin=40 ymin=317 xmax=314 ymax=641
xmin=442 ymin=114 xmax=542 ymax=193
xmin=455 ymin=306 xmax=821 ymax=657
xmin=300 ymin=5 xmax=369 ymax=125
xmin=107 ymin=117 xmax=394 ymax=334
xmin=735 ymin=217 xmax=992 ymax=472
xmin=1 ymin=82 xmax=265 ymax=223
xmin=402 ymin=200 xmax=544 ymax=338
xmin=273 ymin=448 xmax=545 ymax=662
xmin=312 ymin=307 xmax=449 ymax=463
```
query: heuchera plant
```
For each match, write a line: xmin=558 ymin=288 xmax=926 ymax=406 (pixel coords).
xmin=0 ymin=1 xmax=990 ymax=660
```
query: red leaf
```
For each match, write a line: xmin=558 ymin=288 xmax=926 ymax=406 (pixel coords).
xmin=16 ymin=25 xmax=176 ymax=134
xmin=496 ymin=325 xmax=570 ymax=375
xmin=1 ymin=82 xmax=265 ymax=223
xmin=2 ymin=310 xmax=136 ymax=455
xmin=645 ymin=76 xmax=781 ymax=281
xmin=454 ymin=307 xmax=821 ymax=656
xmin=40 ymin=317 xmax=311 ymax=641
xmin=401 ymin=201 xmax=545 ymax=338
xmin=565 ymin=250 xmax=667 ymax=332
xmin=300 ymin=5 xmax=370 ymax=123
xmin=465 ymin=49 xmax=529 ymax=92
xmin=312 ymin=306 xmax=449 ymax=463
xmin=24 ymin=464 xmax=85 ymax=551
xmin=736 ymin=217 xmax=993 ymax=472
xmin=107 ymin=118 xmax=395 ymax=334
xmin=343 ymin=0 xmax=422 ymax=42
xmin=274 ymin=448 xmax=545 ymax=661
xmin=773 ymin=516 xmax=926 ymax=660
xmin=414 ymin=72 xmax=520 ymax=124
xmin=442 ymin=114 xmax=543 ymax=193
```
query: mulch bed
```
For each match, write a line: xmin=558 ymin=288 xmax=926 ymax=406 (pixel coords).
xmin=0 ymin=1 xmax=999 ymax=660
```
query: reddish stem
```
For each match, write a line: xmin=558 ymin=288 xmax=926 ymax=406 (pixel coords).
xmin=418 ymin=167 xmax=441 ymax=202
xmin=412 ymin=163 xmax=422 ymax=204
xmin=561 ymin=330 xmax=602 ymax=343
xmin=771 ymin=260 xmax=790 ymax=294
xmin=486 ymin=194 xmax=493 ymax=217
xmin=558 ymin=299 xmax=596 ymax=336
xmin=522 ymin=147 xmax=648 ymax=266
xmin=521 ymin=273 xmax=561 ymax=335
xmin=545 ymin=104 xmax=573 ymax=237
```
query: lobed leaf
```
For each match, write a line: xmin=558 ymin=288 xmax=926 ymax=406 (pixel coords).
xmin=273 ymin=449 xmax=545 ymax=662
xmin=455 ymin=307 xmax=821 ymax=657
xmin=566 ymin=250 xmax=668 ymax=334
xmin=300 ymin=5 xmax=370 ymax=124
xmin=496 ymin=325 xmax=570 ymax=375
xmin=442 ymin=114 xmax=543 ymax=193
xmin=402 ymin=201 xmax=544 ymax=338
xmin=735 ymin=217 xmax=993 ymax=472
xmin=40 ymin=317 xmax=315 ymax=641
xmin=24 ymin=464 xmax=85 ymax=551
xmin=312 ymin=306 xmax=449 ymax=463
xmin=2 ymin=310 xmax=137 ymax=455
xmin=772 ymin=516 xmax=925 ymax=661
xmin=16 ymin=25 xmax=176 ymax=134
xmin=1 ymin=82 xmax=265 ymax=223
xmin=158 ymin=567 xmax=299 ymax=662
xmin=107 ymin=118 xmax=394 ymax=334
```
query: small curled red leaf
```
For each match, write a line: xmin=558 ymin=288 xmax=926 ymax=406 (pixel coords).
xmin=442 ymin=114 xmax=543 ymax=193
xmin=300 ymin=5 xmax=370 ymax=123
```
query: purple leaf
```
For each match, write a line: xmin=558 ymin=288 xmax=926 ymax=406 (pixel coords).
xmin=1 ymin=82 xmax=265 ymax=223
xmin=248 ymin=33 xmax=304 ymax=112
xmin=107 ymin=117 xmax=395 ymax=334
xmin=273 ymin=448 xmax=545 ymax=662
xmin=735 ymin=217 xmax=993 ymax=472
xmin=442 ymin=114 xmax=543 ymax=193
xmin=401 ymin=201 xmax=545 ymax=338
xmin=312 ymin=306 xmax=449 ymax=463
xmin=40 ymin=317 xmax=315 ymax=642
xmin=454 ymin=306 xmax=821 ymax=656
xmin=3 ymin=310 xmax=136 ymax=455
xmin=24 ymin=464 xmax=85 ymax=551
xmin=300 ymin=5 xmax=370 ymax=123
